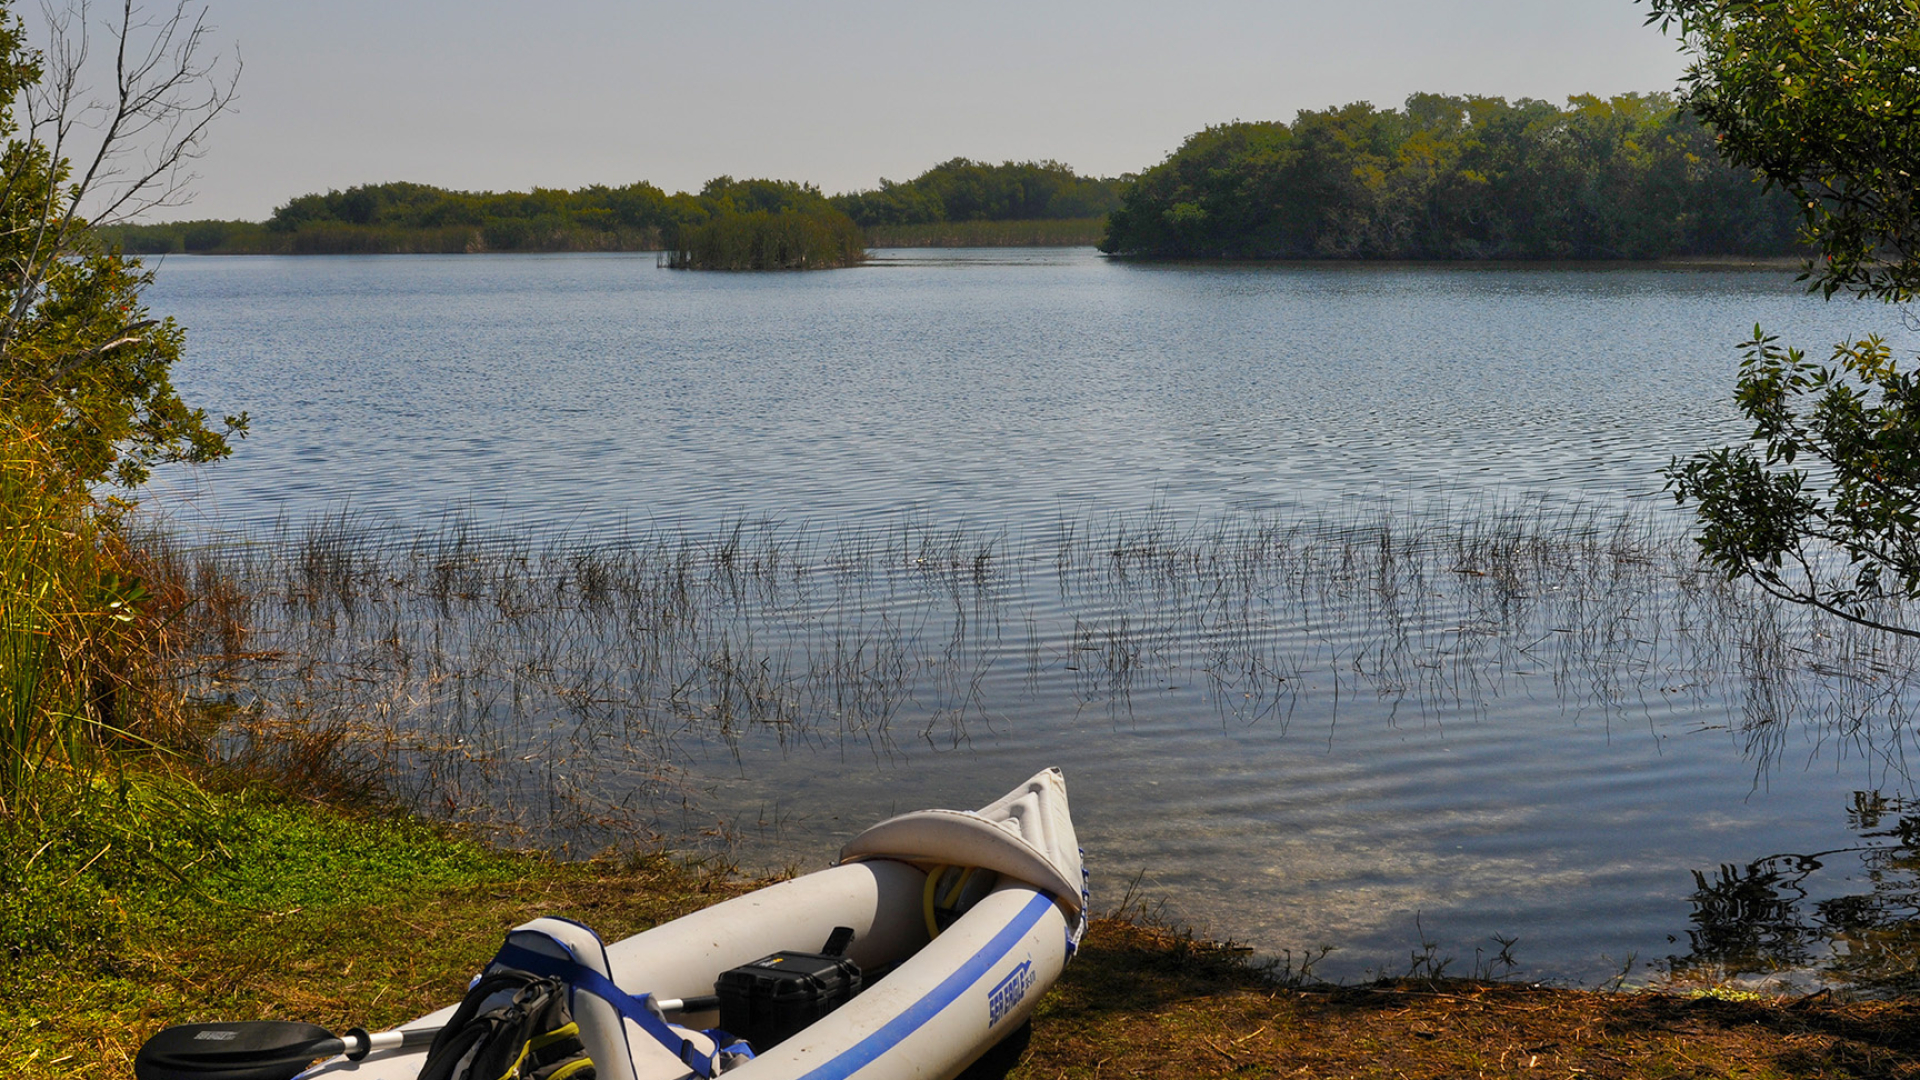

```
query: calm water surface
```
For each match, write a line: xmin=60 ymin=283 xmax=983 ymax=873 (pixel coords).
xmin=143 ymin=250 xmax=1920 ymax=989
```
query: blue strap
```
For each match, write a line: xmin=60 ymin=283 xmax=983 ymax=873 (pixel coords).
xmin=495 ymin=942 xmax=726 ymax=1078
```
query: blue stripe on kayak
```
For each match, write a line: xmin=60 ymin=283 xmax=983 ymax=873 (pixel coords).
xmin=793 ymin=891 xmax=1055 ymax=1080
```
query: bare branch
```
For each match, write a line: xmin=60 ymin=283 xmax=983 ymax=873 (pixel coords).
xmin=0 ymin=0 xmax=235 ymax=360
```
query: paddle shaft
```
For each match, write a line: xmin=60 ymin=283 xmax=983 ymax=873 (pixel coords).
xmin=341 ymin=1025 xmax=441 ymax=1060
xmin=134 ymin=995 xmax=724 ymax=1080
xmin=342 ymin=994 xmax=718 ymax=1055
xmin=338 ymin=994 xmax=721 ymax=1054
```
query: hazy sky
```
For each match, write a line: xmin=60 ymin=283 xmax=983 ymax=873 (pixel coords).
xmin=75 ymin=0 xmax=1691 ymax=221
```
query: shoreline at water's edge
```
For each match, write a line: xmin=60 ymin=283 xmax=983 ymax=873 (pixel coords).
xmin=7 ymin=771 xmax=1916 ymax=1080
xmin=1096 ymin=252 xmax=1809 ymax=270
xmin=123 ymin=248 xmax=1812 ymax=271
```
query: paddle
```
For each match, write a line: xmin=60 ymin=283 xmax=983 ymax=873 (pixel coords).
xmin=134 ymin=1021 xmax=441 ymax=1080
xmin=133 ymin=997 xmax=723 ymax=1080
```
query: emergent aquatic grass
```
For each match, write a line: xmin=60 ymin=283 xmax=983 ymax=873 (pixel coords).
xmin=151 ymin=504 xmax=1920 ymax=851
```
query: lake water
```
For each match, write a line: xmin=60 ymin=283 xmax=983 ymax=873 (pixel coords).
xmin=142 ymin=249 xmax=1920 ymax=991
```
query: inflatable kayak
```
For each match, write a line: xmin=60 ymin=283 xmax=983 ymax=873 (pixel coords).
xmin=136 ymin=768 xmax=1086 ymax=1080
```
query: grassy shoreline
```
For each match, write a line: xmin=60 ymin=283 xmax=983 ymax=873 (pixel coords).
xmin=8 ymin=768 xmax=1920 ymax=1079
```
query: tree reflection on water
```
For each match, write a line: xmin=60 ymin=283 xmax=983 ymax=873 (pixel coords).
xmin=1672 ymin=792 xmax=1920 ymax=994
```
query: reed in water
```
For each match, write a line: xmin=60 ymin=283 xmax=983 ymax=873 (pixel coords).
xmin=145 ymin=503 xmax=1920 ymax=848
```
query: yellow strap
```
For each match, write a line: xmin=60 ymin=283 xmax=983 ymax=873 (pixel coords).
xmin=922 ymin=864 xmax=949 ymax=939
xmin=940 ymin=866 xmax=975 ymax=909
xmin=528 ymin=1021 xmax=582 ymax=1053
xmin=548 ymin=1057 xmax=597 ymax=1080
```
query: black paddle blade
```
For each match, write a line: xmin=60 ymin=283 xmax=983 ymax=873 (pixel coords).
xmin=135 ymin=1021 xmax=342 ymax=1080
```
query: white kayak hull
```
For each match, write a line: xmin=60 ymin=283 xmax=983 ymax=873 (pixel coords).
xmin=300 ymin=768 xmax=1084 ymax=1080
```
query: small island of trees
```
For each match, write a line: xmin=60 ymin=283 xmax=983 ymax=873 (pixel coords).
xmin=664 ymin=178 xmax=865 ymax=270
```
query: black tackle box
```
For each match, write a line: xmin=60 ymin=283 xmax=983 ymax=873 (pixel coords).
xmin=716 ymin=929 xmax=862 ymax=1051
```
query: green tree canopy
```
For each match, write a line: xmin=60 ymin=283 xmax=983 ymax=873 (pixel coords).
xmin=1656 ymin=0 xmax=1920 ymax=636
xmin=832 ymin=159 xmax=1125 ymax=227
xmin=1100 ymin=93 xmax=1799 ymax=259
xmin=0 ymin=1 xmax=243 ymax=489
xmin=226 ymin=176 xmax=863 ymax=260
xmin=1648 ymin=0 xmax=1920 ymax=300
xmin=267 ymin=179 xmax=689 ymax=236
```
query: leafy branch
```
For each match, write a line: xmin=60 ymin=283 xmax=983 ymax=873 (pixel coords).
xmin=1652 ymin=0 xmax=1920 ymax=635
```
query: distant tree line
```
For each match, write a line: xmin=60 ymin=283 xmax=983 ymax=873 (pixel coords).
xmin=1100 ymin=93 xmax=1802 ymax=259
xmin=267 ymin=179 xmax=689 ymax=252
xmin=99 ymin=177 xmax=865 ymax=262
xmin=829 ymin=158 xmax=1124 ymax=227
xmin=99 ymin=161 xmax=1124 ymax=258
xmin=97 ymin=99 xmax=1803 ymax=262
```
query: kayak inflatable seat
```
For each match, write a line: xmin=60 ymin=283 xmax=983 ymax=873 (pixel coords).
xmin=716 ymin=926 xmax=863 ymax=1051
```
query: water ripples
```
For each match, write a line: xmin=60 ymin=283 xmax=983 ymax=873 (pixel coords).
xmin=134 ymin=251 xmax=1920 ymax=989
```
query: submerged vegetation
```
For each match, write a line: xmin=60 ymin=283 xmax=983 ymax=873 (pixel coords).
xmin=1101 ymin=93 xmax=1801 ymax=259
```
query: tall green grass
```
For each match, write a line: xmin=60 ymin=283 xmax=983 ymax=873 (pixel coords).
xmin=0 ymin=420 xmax=168 ymax=814
xmin=0 ymin=419 xmax=249 ymax=963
